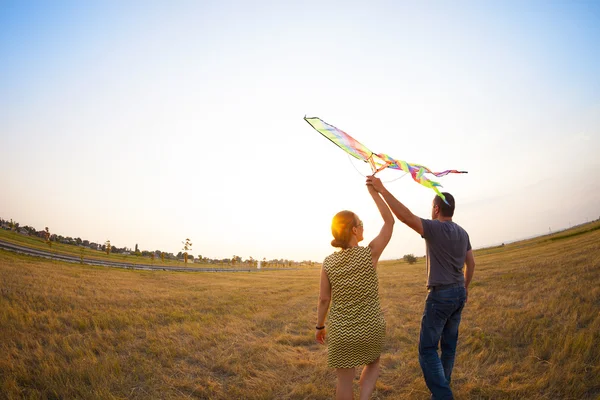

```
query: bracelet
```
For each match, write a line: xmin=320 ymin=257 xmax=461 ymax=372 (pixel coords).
xmin=316 ymin=325 xmax=325 ymax=330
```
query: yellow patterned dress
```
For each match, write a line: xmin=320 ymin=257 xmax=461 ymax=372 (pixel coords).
xmin=324 ymin=246 xmax=386 ymax=368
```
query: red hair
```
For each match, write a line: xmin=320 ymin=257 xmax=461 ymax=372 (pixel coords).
xmin=331 ymin=210 xmax=359 ymax=249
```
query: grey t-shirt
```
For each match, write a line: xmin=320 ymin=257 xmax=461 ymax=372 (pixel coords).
xmin=421 ymin=219 xmax=471 ymax=287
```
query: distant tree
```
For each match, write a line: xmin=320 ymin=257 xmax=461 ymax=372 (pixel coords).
xmin=161 ymin=252 xmax=165 ymax=262
xmin=44 ymin=227 xmax=52 ymax=249
xmin=105 ymin=240 xmax=111 ymax=255
xmin=80 ymin=247 xmax=85 ymax=264
xmin=403 ymin=254 xmax=417 ymax=264
xmin=182 ymin=238 xmax=192 ymax=264
xmin=75 ymin=237 xmax=82 ymax=245
xmin=150 ymin=253 xmax=155 ymax=262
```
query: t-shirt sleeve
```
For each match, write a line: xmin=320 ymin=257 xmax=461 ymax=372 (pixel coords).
xmin=466 ymin=234 xmax=472 ymax=251
xmin=421 ymin=218 xmax=434 ymax=239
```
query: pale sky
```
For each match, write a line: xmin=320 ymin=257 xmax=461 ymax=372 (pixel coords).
xmin=1 ymin=1 xmax=599 ymax=262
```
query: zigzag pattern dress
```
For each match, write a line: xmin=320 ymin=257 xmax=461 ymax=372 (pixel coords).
xmin=324 ymin=246 xmax=386 ymax=368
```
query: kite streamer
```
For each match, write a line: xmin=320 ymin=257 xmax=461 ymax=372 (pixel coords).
xmin=304 ymin=116 xmax=467 ymax=204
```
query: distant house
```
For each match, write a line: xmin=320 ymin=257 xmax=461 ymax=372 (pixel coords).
xmin=89 ymin=242 xmax=99 ymax=251
xmin=18 ymin=228 xmax=29 ymax=235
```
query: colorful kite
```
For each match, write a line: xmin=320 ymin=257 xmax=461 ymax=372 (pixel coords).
xmin=304 ymin=116 xmax=467 ymax=204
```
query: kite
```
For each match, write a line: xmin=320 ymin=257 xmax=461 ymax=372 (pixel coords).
xmin=304 ymin=116 xmax=467 ymax=204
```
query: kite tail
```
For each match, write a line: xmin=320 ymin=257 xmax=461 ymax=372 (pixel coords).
xmin=432 ymin=186 xmax=449 ymax=206
xmin=410 ymin=170 xmax=450 ymax=206
xmin=429 ymin=169 xmax=469 ymax=177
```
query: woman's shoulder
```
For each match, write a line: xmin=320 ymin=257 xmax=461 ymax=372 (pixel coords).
xmin=323 ymin=251 xmax=341 ymax=266
xmin=356 ymin=245 xmax=372 ymax=255
xmin=325 ymin=246 xmax=371 ymax=260
xmin=347 ymin=246 xmax=372 ymax=260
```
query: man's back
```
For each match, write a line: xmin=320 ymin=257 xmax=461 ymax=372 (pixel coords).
xmin=421 ymin=219 xmax=471 ymax=287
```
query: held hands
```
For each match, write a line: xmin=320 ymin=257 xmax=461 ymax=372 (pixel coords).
xmin=315 ymin=328 xmax=326 ymax=344
xmin=366 ymin=175 xmax=385 ymax=193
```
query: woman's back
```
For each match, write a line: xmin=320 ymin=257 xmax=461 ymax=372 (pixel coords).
xmin=323 ymin=246 xmax=385 ymax=368
xmin=324 ymin=246 xmax=381 ymax=322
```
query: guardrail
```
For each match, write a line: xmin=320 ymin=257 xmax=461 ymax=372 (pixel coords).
xmin=0 ymin=240 xmax=283 ymax=273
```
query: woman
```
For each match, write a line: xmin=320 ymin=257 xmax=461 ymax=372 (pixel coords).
xmin=315 ymin=179 xmax=395 ymax=400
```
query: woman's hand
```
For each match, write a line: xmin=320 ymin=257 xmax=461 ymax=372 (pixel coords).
xmin=366 ymin=175 xmax=385 ymax=193
xmin=367 ymin=181 xmax=378 ymax=195
xmin=315 ymin=328 xmax=327 ymax=344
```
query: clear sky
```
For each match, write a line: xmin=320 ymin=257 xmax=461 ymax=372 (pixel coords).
xmin=1 ymin=1 xmax=599 ymax=262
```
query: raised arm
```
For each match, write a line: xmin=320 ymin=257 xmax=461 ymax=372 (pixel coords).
xmin=366 ymin=176 xmax=423 ymax=236
xmin=367 ymin=181 xmax=395 ymax=267
xmin=464 ymin=249 xmax=475 ymax=301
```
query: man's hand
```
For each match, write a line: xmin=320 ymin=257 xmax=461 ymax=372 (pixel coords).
xmin=366 ymin=175 xmax=385 ymax=193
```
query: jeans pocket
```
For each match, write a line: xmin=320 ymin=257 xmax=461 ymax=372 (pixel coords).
xmin=430 ymin=302 xmax=456 ymax=328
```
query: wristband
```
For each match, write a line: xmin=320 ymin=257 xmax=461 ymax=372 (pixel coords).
xmin=316 ymin=325 xmax=325 ymax=330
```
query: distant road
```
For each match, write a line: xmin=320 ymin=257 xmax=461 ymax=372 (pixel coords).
xmin=0 ymin=240 xmax=285 ymax=273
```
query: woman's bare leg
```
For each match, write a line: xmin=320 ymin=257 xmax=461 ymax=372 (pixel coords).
xmin=336 ymin=367 xmax=355 ymax=400
xmin=359 ymin=357 xmax=380 ymax=400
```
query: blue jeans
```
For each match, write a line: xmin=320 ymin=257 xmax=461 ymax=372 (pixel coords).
xmin=418 ymin=286 xmax=466 ymax=400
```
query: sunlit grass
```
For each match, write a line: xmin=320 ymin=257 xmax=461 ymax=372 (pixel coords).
xmin=1 ymin=221 xmax=599 ymax=399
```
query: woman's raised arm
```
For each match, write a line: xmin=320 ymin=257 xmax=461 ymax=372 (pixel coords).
xmin=367 ymin=179 xmax=394 ymax=267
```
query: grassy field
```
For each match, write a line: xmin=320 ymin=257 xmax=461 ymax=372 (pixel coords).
xmin=1 ymin=221 xmax=599 ymax=399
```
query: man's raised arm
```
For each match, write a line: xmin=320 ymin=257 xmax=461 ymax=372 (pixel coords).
xmin=366 ymin=176 xmax=424 ymax=236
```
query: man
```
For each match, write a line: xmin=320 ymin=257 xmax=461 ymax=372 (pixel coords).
xmin=366 ymin=176 xmax=475 ymax=400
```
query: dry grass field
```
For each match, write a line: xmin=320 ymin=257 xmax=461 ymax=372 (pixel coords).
xmin=1 ymin=221 xmax=599 ymax=399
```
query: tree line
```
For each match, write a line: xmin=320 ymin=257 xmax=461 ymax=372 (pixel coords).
xmin=0 ymin=217 xmax=317 ymax=267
